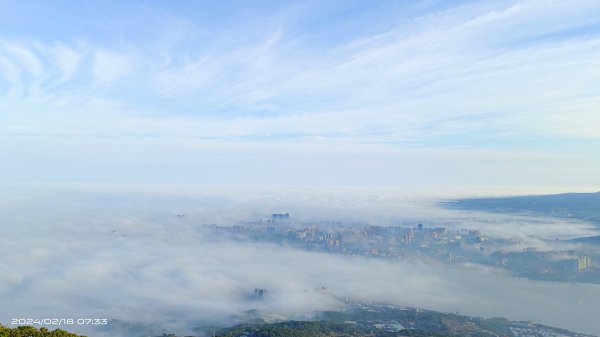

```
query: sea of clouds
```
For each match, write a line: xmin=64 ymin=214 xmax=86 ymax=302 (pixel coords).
xmin=1 ymin=185 xmax=599 ymax=336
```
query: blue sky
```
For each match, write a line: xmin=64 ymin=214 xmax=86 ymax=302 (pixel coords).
xmin=1 ymin=0 xmax=600 ymax=190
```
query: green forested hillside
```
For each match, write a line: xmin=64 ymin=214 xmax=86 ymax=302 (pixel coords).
xmin=0 ymin=325 xmax=86 ymax=337
xmin=218 ymin=321 xmax=458 ymax=337
xmin=213 ymin=304 xmax=588 ymax=337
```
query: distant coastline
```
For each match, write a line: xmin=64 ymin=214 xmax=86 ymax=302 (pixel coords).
xmin=440 ymin=191 xmax=600 ymax=226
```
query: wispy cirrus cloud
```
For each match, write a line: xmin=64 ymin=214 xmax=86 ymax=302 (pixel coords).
xmin=1 ymin=0 xmax=599 ymax=186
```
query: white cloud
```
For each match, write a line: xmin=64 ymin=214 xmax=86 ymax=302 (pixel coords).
xmin=0 ymin=41 xmax=44 ymax=78
xmin=154 ymin=56 xmax=215 ymax=95
xmin=49 ymin=43 xmax=87 ymax=83
xmin=1 ymin=0 xmax=600 ymax=185
xmin=92 ymin=49 xmax=132 ymax=84
xmin=0 ymin=187 xmax=599 ymax=336
xmin=0 ymin=53 xmax=23 ymax=95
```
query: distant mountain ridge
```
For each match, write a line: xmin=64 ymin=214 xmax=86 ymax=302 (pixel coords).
xmin=571 ymin=235 xmax=600 ymax=245
xmin=441 ymin=191 xmax=600 ymax=225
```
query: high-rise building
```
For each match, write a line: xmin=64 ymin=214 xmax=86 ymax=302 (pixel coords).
xmin=578 ymin=256 xmax=592 ymax=272
xmin=271 ymin=213 xmax=290 ymax=221
xmin=403 ymin=230 xmax=414 ymax=244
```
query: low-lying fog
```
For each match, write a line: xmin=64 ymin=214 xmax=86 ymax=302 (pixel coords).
xmin=1 ymin=185 xmax=599 ymax=336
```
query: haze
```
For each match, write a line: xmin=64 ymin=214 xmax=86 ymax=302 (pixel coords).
xmin=1 ymin=187 xmax=600 ymax=336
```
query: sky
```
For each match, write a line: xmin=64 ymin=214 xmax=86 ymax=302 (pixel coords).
xmin=1 ymin=0 xmax=600 ymax=190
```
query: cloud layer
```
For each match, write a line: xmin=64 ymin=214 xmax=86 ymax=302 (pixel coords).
xmin=1 ymin=186 xmax=599 ymax=336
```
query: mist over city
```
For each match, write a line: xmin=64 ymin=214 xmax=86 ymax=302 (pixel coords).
xmin=1 ymin=186 xmax=600 ymax=336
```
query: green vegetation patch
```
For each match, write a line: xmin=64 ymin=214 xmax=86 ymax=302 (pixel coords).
xmin=0 ymin=325 xmax=86 ymax=337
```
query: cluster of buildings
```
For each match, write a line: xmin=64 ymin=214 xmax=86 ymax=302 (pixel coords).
xmin=509 ymin=323 xmax=591 ymax=337
xmin=202 ymin=213 xmax=599 ymax=283
xmin=204 ymin=220 xmax=494 ymax=266
xmin=372 ymin=321 xmax=405 ymax=332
